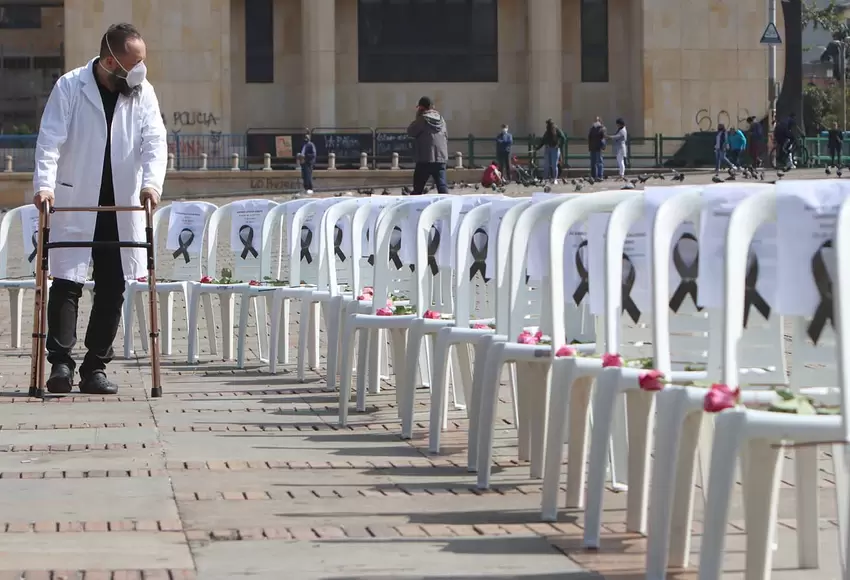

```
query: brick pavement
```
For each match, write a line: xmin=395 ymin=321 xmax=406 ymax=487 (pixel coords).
xmin=0 ymin=171 xmax=843 ymax=578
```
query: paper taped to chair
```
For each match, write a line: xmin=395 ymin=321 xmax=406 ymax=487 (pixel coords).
xmin=484 ymin=198 xmax=522 ymax=276
xmin=697 ymin=184 xmax=776 ymax=313
xmin=230 ymin=200 xmax=271 ymax=256
xmin=526 ymin=192 xmax=561 ymax=280
xmin=19 ymin=205 xmax=39 ymax=274
xmin=775 ymin=180 xmax=850 ymax=324
xmin=587 ymin=212 xmax=650 ymax=321
xmin=166 ymin=202 xmax=208 ymax=281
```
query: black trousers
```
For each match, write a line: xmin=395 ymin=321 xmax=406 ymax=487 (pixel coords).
xmin=46 ymin=215 xmax=125 ymax=378
xmin=830 ymin=145 xmax=842 ymax=166
xmin=496 ymin=151 xmax=511 ymax=181
xmin=301 ymin=162 xmax=314 ymax=190
xmin=412 ymin=162 xmax=448 ymax=194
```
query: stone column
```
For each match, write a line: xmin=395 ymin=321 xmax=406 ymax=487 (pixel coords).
xmin=302 ymin=0 xmax=336 ymax=128
xmin=527 ymin=0 xmax=563 ymax=132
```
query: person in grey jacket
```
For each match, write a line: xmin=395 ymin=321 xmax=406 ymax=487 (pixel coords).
xmin=610 ymin=118 xmax=628 ymax=178
xmin=407 ymin=96 xmax=449 ymax=194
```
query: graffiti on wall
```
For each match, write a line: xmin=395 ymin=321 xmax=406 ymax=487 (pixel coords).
xmin=172 ymin=111 xmax=220 ymax=129
xmin=250 ymin=178 xmax=300 ymax=191
xmin=694 ymin=108 xmax=752 ymax=131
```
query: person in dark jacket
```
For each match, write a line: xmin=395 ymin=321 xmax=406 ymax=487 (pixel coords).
xmin=588 ymin=117 xmax=607 ymax=179
xmin=535 ymin=119 xmax=566 ymax=180
xmin=300 ymin=133 xmax=316 ymax=193
xmin=495 ymin=124 xmax=513 ymax=181
xmin=747 ymin=117 xmax=763 ymax=168
xmin=828 ymin=121 xmax=844 ymax=167
xmin=407 ymin=96 xmax=449 ymax=194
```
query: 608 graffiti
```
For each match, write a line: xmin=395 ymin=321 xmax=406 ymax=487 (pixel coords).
xmin=694 ymin=108 xmax=752 ymax=131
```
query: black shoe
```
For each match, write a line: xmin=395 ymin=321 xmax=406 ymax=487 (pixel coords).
xmin=46 ymin=364 xmax=73 ymax=394
xmin=78 ymin=371 xmax=118 ymax=395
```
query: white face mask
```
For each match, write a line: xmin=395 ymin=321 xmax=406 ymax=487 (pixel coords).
xmin=105 ymin=36 xmax=147 ymax=88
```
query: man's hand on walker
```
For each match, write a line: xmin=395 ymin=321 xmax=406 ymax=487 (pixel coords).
xmin=32 ymin=190 xmax=54 ymax=209
xmin=140 ymin=188 xmax=160 ymax=210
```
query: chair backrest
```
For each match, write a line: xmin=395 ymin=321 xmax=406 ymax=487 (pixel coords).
xmin=833 ymin=195 xmax=850 ymax=441
xmin=0 ymin=205 xmax=39 ymax=279
xmin=370 ymin=196 xmax=443 ymax=312
xmin=261 ymin=198 xmax=314 ymax=283
xmin=153 ymin=201 xmax=218 ymax=281
xmin=411 ymin=197 xmax=465 ymax=315
xmin=287 ymin=197 xmax=348 ymax=286
xmin=491 ymin=198 xmax=532 ymax=335
xmin=206 ymin=199 xmax=278 ymax=282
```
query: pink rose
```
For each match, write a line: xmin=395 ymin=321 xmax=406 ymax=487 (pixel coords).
xmin=362 ymin=286 xmax=374 ymax=296
xmin=200 ymin=275 xmax=213 ymax=283
xmin=423 ymin=310 xmax=441 ymax=319
xmin=703 ymin=384 xmax=740 ymax=413
xmin=518 ymin=331 xmax=539 ymax=345
xmin=356 ymin=294 xmax=367 ymax=301
xmin=638 ymin=370 xmax=665 ymax=391
xmin=473 ymin=323 xmax=490 ymax=329
xmin=534 ymin=330 xmax=543 ymax=341
xmin=376 ymin=307 xmax=394 ymax=316
xmin=602 ymin=353 xmax=623 ymax=368
xmin=555 ymin=345 xmax=576 ymax=357
xmin=387 ymin=298 xmax=394 ymax=307
xmin=249 ymin=280 xmax=261 ymax=286
xmin=136 ymin=276 xmax=147 ymax=282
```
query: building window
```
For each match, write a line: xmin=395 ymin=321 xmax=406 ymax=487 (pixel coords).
xmin=580 ymin=0 xmax=608 ymax=83
xmin=245 ymin=0 xmax=274 ymax=83
xmin=358 ymin=0 xmax=498 ymax=83
xmin=0 ymin=5 xmax=42 ymax=29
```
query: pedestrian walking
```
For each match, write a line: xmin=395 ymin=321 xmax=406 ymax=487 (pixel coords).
xmin=535 ymin=119 xmax=566 ymax=180
xmin=407 ymin=96 xmax=449 ymax=194
xmin=828 ymin=121 xmax=844 ymax=167
xmin=714 ymin=123 xmax=735 ymax=173
xmin=609 ymin=118 xmax=628 ymax=178
xmin=747 ymin=116 xmax=763 ymax=167
xmin=300 ymin=132 xmax=316 ymax=193
xmin=32 ymin=23 xmax=167 ymax=395
xmin=588 ymin=117 xmax=607 ymax=179
xmin=727 ymin=125 xmax=747 ymax=167
xmin=495 ymin=124 xmax=513 ymax=181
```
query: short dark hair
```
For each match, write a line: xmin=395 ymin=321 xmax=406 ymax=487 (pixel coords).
xmin=100 ymin=23 xmax=142 ymax=58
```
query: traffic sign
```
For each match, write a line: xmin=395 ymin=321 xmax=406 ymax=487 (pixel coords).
xmin=760 ymin=22 xmax=782 ymax=45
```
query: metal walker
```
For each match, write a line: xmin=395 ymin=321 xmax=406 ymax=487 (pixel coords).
xmin=28 ymin=200 xmax=162 ymax=398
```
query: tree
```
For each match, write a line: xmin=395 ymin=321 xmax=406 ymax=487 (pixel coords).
xmin=803 ymin=0 xmax=848 ymax=33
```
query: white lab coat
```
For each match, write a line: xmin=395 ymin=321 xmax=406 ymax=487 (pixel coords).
xmin=33 ymin=58 xmax=168 ymax=283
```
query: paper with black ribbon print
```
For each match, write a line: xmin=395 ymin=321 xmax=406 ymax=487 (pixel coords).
xmin=484 ymin=199 xmax=521 ymax=277
xmin=668 ymin=232 xmax=702 ymax=312
xmin=587 ymin=212 xmax=650 ymax=317
xmin=469 ymin=227 xmax=489 ymax=281
xmin=572 ymin=239 xmax=589 ymax=306
xmin=742 ymin=252 xmax=771 ymax=327
xmin=172 ymin=228 xmax=194 ymax=263
xmin=621 ymin=254 xmax=641 ymax=323
xmin=333 ymin=225 xmax=346 ymax=262
xmin=238 ymin=225 xmax=259 ymax=260
xmin=807 ymin=239 xmax=834 ymax=344
xmin=410 ymin=226 xmax=441 ymax=275
xmin=525 ymin=192 xmax=561 ymax=281
xmin=388 ymin=226 xmax=404 ymax=269
xmin=27 ymin=231 xmax=37 ymax=263
xmin=299 ymin=226 xmax=313 ymax=264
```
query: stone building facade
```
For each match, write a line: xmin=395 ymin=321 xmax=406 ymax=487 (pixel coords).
xmin=21 ymin=0 xmax=788 ymax=139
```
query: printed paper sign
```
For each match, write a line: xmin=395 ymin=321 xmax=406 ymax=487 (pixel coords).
xmin=230 ymin=200 xmax=272 ymax=281
xmin=165 ymin=202 xmax=209 ymax=281
xmin=275 ymin=136 xmax=293 ymax=158
xmin=697 ymin=184 xmax=776 ymax=318
xmin=775 ymin=180 xmax=850 ymax=342
xmin=484 ymin=199 xmax=523 ymax=276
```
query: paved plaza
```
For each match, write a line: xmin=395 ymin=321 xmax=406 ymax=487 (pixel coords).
xmin=0 ymin=168 xmax=844 ymax=579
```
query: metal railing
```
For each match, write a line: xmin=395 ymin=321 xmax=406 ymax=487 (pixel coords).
xmin=1 ymin=130 xmax=845 ymax=173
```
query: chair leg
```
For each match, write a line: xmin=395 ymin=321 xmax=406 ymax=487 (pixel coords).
xmin=428 ymin=330 xmax=454 ymax=453
xmin=122 ymin=288 xmax=135 ymax=359
xmin=201 ymin=293 xmax=217 ymax=357
xmin=354 ymin=325 xmax=370 ymax=408
xmin=833 ymin=443 xmax=850 ymax=573
xmin=541 ymin=362 xmax=574 ymax=521
xmin=160 ymin=292 xmax=173 ymax=356
xmin=257 ymin=294 xmax=269 ymax=361
xmin=134 ymin=291 xmax=149 ymax=353
xmin=220 ymin=293 xmax=235 ymax=360
xmin=565 ymin=376 xmax=593 ymax=509
xmin=388 ymin=327 xmax=408 ymax=415
xmin=795 ymin=446 xmax=820 ymax=569
xmin=526 ymin=364 xmax=551 ymax=480
xmin=625 ymin=389 xmax=655 ymax=535
xmin=516 ymin=364 xmax=532 ymax=463
xmin=583 ymin=368 xmax=624 ymax=549
xmin=697 ymin=411 xmax=747 ymax=580
xmin=187 ymin=290 xmax=203 ymax=364
xmin=363 ymin=328 xmax=380 ymax=403
xmin=308 ymin=301 xmax=320 ymax=370
xmin=476 ymin=343 xmax=506 ymax=490
xmin=338 ymin=316 xmax=358 ymax=427
xmin=453 ymin=341 xmax=473 ymax=410
xmin=268 ymin=293 xmax=282 ymax=374
xmin=236 ymin=292 xmax=252 ymax=369
xmin=8 ymin=288 xmax=23 ymax=349
xmin=324 ymin=298 xmax=344 ymax=391
xmin=467 ymin=335 xmax=498 ymax=471
xmin=279 ymin=297 xmax=290 ymax=365
xmin=741 ymin=438 xmax=784 ymax=580
xmin=401 ymin=321 xmax=426 ymax=439
xmin=296 ymin=302 xmax=311 ymax=381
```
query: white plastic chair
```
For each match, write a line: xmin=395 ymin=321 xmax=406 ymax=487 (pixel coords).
xmin=698 ymin=187 xmax=847 ymax=580
xmin=0 ymin=205 xmax=43 ymax=348
xmin=429 ymin=198 xmax=531 ymax=456
xmin=186 ymin=199 xmax=278 ymax=363
xmin=123 ymin=201 xmax=218 ymax=358
xmin=337 ymin=196 xmax=443 ymax=426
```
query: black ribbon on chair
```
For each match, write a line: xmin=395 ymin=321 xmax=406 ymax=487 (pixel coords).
xmin=572 ymin=240 xmax=589 ymax=306
xmin=622 ymin=254 xmax=641 ymax=323
xmin=334 ymin=225 xmax=346 ymax=262
xmin=469 ymin=227 xmax=489 ymax=281
xmin=389 ymin=226 xmax=403 ymax=269
xmin=808 ymin=239 xmax=834 ymax=344
xmin=172 ymin=228 xmax=194 ymax=264
xmin=409 ymin=226 xmax=441 ymax=275
xmin=366 ymin=228 xmax=375 ymax=266
xmin=669 ymin=232 xmax=702 ymax=312
xmin=300 ymin=226 xmax=313 ymax=264
xmin=743 ymin=253 xmax=771 ymax=327
xmin=27 ymin=231 xmax=37 ymax=263
xmin=239 ymin=225 xmax=258 ymax=259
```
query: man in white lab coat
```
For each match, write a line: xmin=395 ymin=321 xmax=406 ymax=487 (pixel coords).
xmin=32 ymin=23 xmax=167 ymax=395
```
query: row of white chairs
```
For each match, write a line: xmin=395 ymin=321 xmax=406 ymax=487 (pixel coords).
xmin=2 ymin=184 xmax=850 ymax=578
